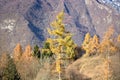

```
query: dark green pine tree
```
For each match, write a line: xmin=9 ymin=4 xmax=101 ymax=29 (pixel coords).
xmin=33 ymin=45 xmax=41 ymax=58
xmin=41 ymin=42 xmax=53 ymax=58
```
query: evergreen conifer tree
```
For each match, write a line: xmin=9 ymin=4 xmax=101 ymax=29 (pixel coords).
xmin=33 ymin=45 xmax=41 ymax=58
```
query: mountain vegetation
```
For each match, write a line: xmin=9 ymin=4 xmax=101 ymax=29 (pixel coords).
xmin=0 ymin=11 xmax=120 ymax=80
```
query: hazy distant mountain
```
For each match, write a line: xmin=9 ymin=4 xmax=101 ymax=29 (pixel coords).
xmin=0 ymin=0 xmax=120 ymax=54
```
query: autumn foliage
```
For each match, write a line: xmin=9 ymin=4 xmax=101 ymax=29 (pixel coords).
xmin=82 ymin=26 xmax=118 ymax=57
xmin=46 ymin=11 xmax=76 ymax=80
xmin=0 ymin=11 xmax=120 ymax=80
xmin=13 ymin=43 xmax=22 ymax=62
xmin=13 ymin=44 xmax=40 ymax=80
xmin=0 ymin=53 xmax=20 ymax=80
xmin=99 ymin=27 xmax=117 ymax=56
xmin=82 ymin=33 xmax=99 ymax=57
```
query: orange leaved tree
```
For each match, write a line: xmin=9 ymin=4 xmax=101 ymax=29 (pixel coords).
xmin=13 ymin=43 xmax=23 ymax=62
xmin=99 ymin=27 xmax=117 ymax=56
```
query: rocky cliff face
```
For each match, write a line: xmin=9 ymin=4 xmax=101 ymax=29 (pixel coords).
xmin=0 ymin=0 xmax=120 ymax=54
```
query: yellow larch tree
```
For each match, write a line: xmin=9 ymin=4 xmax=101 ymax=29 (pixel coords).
xmin=90 ymin=35 xmax=100 ymax=55
xmin=82 ymin=32 xmax=92 ymax=56
xmin=0 ymin=53 xmax=9 ymax=69
xmin=13 ymin=43 xmax=23 ymax=62
xmin=21 ymin=45 xmax=33 ymax=61
xmin=99 ymin=27 xmax=116 ymax=80
xmin=82 ymin=33 xmax=100 ymax=57
xmin=46 ymin=11 xmax=76 ymax=80
xmin=99 ymin=26 xmax=117 ymax=55
xmin=116 ymin=34 xmax=120 ymax=51
xmin=82 ymin=33 xmax=91 ymax=47
xmin=16 ymin=45 xmax=40 ymax=80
